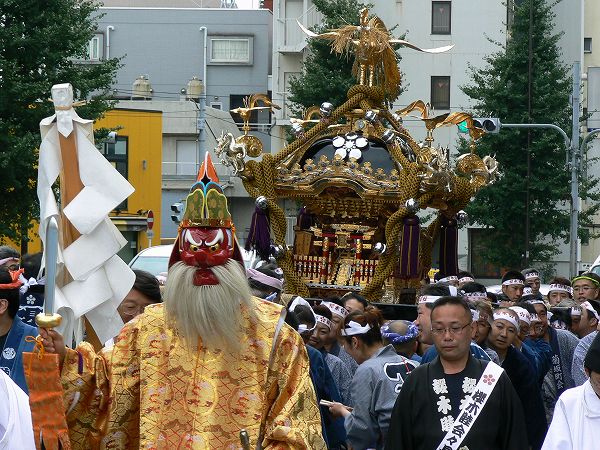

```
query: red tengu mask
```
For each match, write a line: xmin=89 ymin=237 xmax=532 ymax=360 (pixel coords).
xmin=179 ymin=227 xmax=234 ymax=285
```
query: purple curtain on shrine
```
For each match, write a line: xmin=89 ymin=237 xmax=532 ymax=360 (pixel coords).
xmin=245 ymin=205 xmax=271 ymax=260
xmin=438 ymin=215 xmax=458 ymax=278
xmin=397 ymin=215 xmax=420 ymax=279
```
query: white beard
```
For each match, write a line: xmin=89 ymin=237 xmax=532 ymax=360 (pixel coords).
xmin=163 ymin=260 xmax=255 ymax=351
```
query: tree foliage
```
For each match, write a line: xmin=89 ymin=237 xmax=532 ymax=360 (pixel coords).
xmin=0 ymin=0 xmax=120 ymax=247
xmin=288 ymin=0 xmax=374 ymax=116
xmin=460 ymin=0 xmax=600 ymax=269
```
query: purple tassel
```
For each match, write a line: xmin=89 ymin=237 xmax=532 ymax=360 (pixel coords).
xmin=439 ymin=215 xmax=458 ymax=278
xmin=396 ymin=215 xmax=420 ymax=279
xmin=296 ymin=206 xmax=315 ymax=230
xmin=245 ymin=205 xmax=271 ymax=260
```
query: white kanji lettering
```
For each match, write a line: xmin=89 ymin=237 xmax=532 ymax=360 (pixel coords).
xmin=440 ymin=415 xmax=454 ymax=432
xmin=437 ymin=396 xmax=452 ymax=415
xmin=433 ymin=378 xmax=448 ymax=395
xmin=462 ymin=377 xmax=477 ymax=394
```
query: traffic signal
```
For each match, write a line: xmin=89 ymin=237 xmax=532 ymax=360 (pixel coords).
xmin=171 ymin=201 xmax=184 ymax=224
xmin=473 ymin=117 xmax=501 ymax=134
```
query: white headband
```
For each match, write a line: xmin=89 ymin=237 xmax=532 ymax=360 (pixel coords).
xmin=493 ymin=312 xmax=520 ymax=331
xmin=472 ymin=310 xmax=480 ymax=322
xmin=549 ymin=284 xmax=573 ymax=295
xmin=418 ymin=295 xmax=441 ymax=304
xmin=502 ymin=278 xmax=524 ymax=286
xmin=465 ymin=292 xmax=487 ymax=300
xmin=527 ymin=299 xmax=546 ymax=307
xmin=0 ymin=257 xmax=19 ymax=267
xmin=509 ymin=306 xmax=531 ymax=325
xmin=341 ymin=320 xmax=372 ymax=336
xmin=524 ymin=271 xmax=540 ymax=280
xmin=523 ymin=287 xmax=533 ymax=296
xmin=571 ymin=307 xmax=582 ymax=317
xmin=459 ymin=277 xmax=474 ymax=283
xmin=315 ymin=314 xmax=332 ymax=329
xmin=321 ymin=301 xmax=348 ymax=318
xmin=289 ymin=296 xmax=317 ymax=334
xmin=580 ymin=301 xmax=600 ymax=321
xmin=438 ymin=276 xmax=458 ymax=283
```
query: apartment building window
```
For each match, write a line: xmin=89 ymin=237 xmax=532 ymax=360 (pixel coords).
xmin=585 ymin=38 xmax=592 ymax=53
xmin=175 ymin=140 xmax=198 ymax=176
xmin=209 ymin=38 xmax=252 ymax=64
xmin=432 ymin=1 xmax=451 ymax=35
xmin=100 ymin=136 xmax=128 ymax=210
xmin=431 ymin=76 xmax=450 ymax=110
xmin=86 ymin=34 xmax=103 ymax=61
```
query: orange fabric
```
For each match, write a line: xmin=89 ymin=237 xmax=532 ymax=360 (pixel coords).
xmin=23 ymin=350 xmax=72 ymax=450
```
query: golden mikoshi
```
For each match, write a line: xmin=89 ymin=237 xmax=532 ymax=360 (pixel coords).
xmin=215 ymin=9 xmax=499 ymax=302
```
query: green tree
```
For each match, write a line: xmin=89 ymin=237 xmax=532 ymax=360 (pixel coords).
xmin=460 ymin=0 xmax=599 ymax=269
xmin=288 ymin=0 xmax=403 ymax=117
xmin=0 ymin=0 xmax=120 ymax=249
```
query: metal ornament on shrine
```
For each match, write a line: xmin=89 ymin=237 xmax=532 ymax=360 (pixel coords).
xmin=215 ymin=9 xmax=500 ymax=302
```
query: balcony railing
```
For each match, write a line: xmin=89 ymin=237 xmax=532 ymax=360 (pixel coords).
xmin=277 ymin=5 xmax=323 ymax=53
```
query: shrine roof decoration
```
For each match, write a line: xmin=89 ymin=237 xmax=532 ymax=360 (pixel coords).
xmin=215 ymin=9 xmax=499 ymax=301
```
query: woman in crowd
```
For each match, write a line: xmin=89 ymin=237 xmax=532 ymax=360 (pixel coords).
xmin=341 ymin=292 xmax=369 ymax=314
xmin=487 ymin=308 xmax=548 ymax=450
xmin=329 ymin=307 xmax=414 ymax=450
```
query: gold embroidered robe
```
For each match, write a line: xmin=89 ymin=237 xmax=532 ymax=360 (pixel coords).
xmin=60 ymin=297 xmax=326 ymax=449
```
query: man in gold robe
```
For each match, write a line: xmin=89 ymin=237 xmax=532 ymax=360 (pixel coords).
xmin=41 ymin=154 xmax=326 ymax=450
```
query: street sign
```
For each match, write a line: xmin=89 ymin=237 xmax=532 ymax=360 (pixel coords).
xmin=146 ymin=210 xmax=154 ymax=230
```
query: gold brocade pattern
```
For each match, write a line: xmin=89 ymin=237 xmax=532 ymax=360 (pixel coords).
xmin=61 ymin=298 xmax=326 ymax=449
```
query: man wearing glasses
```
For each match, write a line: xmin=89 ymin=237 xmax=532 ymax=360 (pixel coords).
xmin=571 ymin=273 xmax=600 ymax=304
xmin=386 ymin=296 xmax=528 ymax=450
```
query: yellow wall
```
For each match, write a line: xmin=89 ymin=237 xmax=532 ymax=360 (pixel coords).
xmin=5 ymin=108 xmax=163 ymax=259
xmin=96 ymin=108 xmax=163 ymax=253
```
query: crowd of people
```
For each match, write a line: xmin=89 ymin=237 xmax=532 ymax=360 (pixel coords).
xmin=2 ymin=232 xmax=600 ymax=449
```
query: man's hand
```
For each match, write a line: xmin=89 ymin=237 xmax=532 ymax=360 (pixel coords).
xmin=327 ymin=401 xmax=352 ymax=418
xmin=39 ymin=327 xmax=67 ymax=363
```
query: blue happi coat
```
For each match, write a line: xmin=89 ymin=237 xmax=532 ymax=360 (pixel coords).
xmin=0 ymin=316 xmax=37 ymax=394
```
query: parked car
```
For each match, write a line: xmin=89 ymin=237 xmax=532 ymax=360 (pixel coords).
xmin=128 ymin=245 xmax=173 ymax=276
xmin=589 ymin=254 xmax=600 ymax=276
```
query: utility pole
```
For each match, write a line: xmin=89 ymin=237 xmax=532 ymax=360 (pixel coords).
xmin=570 ymin=61 xmax=581 ymax=278
xmin=198 ymin=26 xmax=208 ymax=164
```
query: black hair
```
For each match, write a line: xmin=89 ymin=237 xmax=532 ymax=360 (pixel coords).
xmin=284 ymin=310 xmax=300 ymax=331
xmin=0 ymin=246 xmax=19 ymax=261
xmin=419 ymin=284 xmax=451 ymax=309
xmin=21 ymin=252 xmax=42 ymax=280
xmin=312 ymin=304 xmax=332 ymax=321
xmin=502 ymin=270 xmax=526 ymax=283
xmin=339 ymin=306 xmax=384 ymax=346
xmin=248 ymin=263 xmax=283 ymax=294
xmin=460 ymin=282 xmax=487 ymax=294
xmin=292 ymin=304 xmax=316 ymax=328
xmin=132 ymin=269 xmax=162 ymax=303
xmin=341 ymin=292 xmax=369 ymax=308
xmin=0 ymin=268 xmax=20 ymax=318
xmin=430 ymin=296 xmax=472 ymax=321
xmin=487 ymin=292 xmax=498 ymax=303
xmin=458 ymin=270 xmax=474 ymax=280
xmin=516 ymin=301 xmax=538 ymax=316
xmin=549 ymin=276 xmax=571 ymax=287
